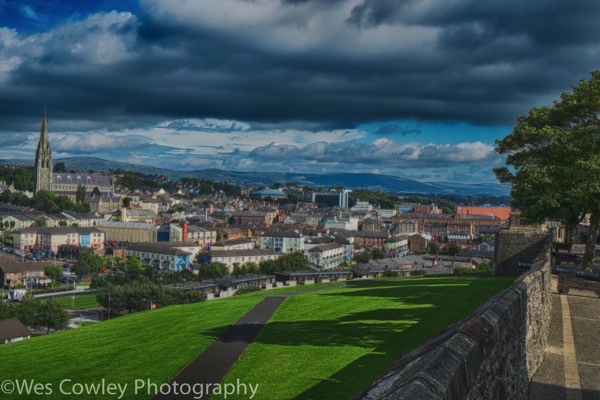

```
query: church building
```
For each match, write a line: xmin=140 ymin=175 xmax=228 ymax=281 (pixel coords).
xmin=33 ymin=112 xmax=115 ymax=200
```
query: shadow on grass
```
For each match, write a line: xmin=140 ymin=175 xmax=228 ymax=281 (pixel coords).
xmin=209 ymin=276 xmax=512 ymax=399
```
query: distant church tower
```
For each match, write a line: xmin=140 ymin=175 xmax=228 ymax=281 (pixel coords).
xmin=34 ymin=110 xmax=53 ymax=193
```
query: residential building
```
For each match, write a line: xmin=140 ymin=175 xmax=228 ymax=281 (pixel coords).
xmin=353 ymin=231 xmax=389 ymax=248
xmin=169 ymin=224 xmax=217 ymax=250
xmin=396 ymin=203 xmax=420 ymax=213
xmin=307 ymin=243 xmax=345 ymax=270
xmin=206 ymin=249 xmax=278 ymax=271
xmin=392 ymin=220 xmax=419 ymax=235
xmin=0 ymin=214 xmax=36 ymax=231
xmin=260 ymin=231 xmax=304 ymax=253
xmin=413 ymin=204 xmax=442 ymax=214
xmin=423 ymin=222 xmax=448 ymax=241
xmin=211 ymin=238 xmax=255 ymax=250
xmin=231 ymin=210 xmax=277 ymax=225
xmin=126 ymin=242 xmax=203 ymax=271
xmin=351 ymin=201 xmax=373 ymax=213
xmin=323 ymin=215 xmax=359 ymax=231
xmin=12 ymin=227 xmax=105 ymax=253
xmin=384 ymin=235 xmax=409 ymax=258
xmin=0 ymin=319 xmax=32 ymax=344
xmin=408 ymin=234 xmax=430 ymax=253
xmin=360 ymin=219 xmax=388 ymax=232
xmin=375 ymin=208 xmax=397 ymax=222
xmin=0 ymin=262 xmax=52 ymax=288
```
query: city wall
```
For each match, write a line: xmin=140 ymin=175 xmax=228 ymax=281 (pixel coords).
xmin=358 ymin=232 xmax=553 ymax=400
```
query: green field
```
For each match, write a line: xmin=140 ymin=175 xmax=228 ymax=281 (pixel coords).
xmin=216 ymin=275 xmax=515 ymax=400
xmin=0 ymin=277 xmax=514 ymax=399
xmin=49 ymin=294 xmax=100 ymax=310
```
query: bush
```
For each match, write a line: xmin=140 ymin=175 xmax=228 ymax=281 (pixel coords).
xmin=235 ymin=286 xmax=262 ymax=295
xmin=476 ymin=261 xmax=493 ymax=272
xmin=452 ymin=266 xmax=477 ymax=275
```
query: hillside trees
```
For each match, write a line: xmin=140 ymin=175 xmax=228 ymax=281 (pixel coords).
xmin=494 ymin=71 xmax=600 ymax=269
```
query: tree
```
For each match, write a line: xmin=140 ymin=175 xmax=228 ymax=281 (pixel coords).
xmin=31 ymin=190 xmax=58 ymax=213
xmin=58 ymin=220 xmax=67 ymax=227
xmin=494 ymin=71 xmax=600 ymax=270
xmin=38 ymin=299 xmax=69 ymax=333
xmin=445 ymin=242 xmax=462 ymax=257
xmin=122 ymin=196 xmax=132 ymax=208
xmin=371 ymin=247 xmax=385 ymax=260
xmin=92 ymin=186 xmax=101 ymax=197
xmin=198 ymin=262 xmax=229 ymax=280
xmin=32 ymin=215 xmax=47 ymax=227
xmin=44 ymin=264 xmax=63 ymax=282
xmin=53 ymin=162 xmax=66 ymax=173
xmin=427 ymin=241 xmax=439 ymax=255
xmin=16 ymin=294 xmax=41 ymax=329
xmin=227 ymin=215 xmax=236 ymax=226
xmin=76 ymin=185 xmax=86 ymax=204
xmin=73 ymin=251 xmax=105 ymax=277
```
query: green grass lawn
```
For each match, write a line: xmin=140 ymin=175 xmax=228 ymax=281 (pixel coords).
xmin=0 ymin=294 xmax=267 ymax=399
xmin=0 ymin=277 xmax=513 ymax=400
xmin=216 ymin=275 xmax=515 ymax=400
xmin=0 ymin=283 xmax=346 ymax=400
xmin=49 ymin=294 xmax=100 ymax=310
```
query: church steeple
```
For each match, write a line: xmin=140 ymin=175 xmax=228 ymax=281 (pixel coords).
xmin=34 ymin=109 xmax=53 ymax=194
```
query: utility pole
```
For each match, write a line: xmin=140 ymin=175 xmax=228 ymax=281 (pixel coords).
xmin=107 ymin=283 xmax=111 ymax=320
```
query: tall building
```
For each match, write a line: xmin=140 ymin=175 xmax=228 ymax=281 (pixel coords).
xmin=311 ymin=190 xmax=351 ymax=209
xmin=32 ymin=112 xmax=115 ymax=200
xmin=34 ymin=110 xmax=53 ymax=193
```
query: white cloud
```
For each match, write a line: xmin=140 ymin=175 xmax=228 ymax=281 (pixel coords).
xmin=53 ymin=133 xmax=144 ymax=153
xmin=250 ymin=138 xmax=498 ymax=167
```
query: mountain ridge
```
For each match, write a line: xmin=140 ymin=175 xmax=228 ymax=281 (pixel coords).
xmin=0 ymin=157 xmax=510 ymax=196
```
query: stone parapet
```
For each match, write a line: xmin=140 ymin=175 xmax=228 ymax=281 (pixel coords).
xmin=357 ymin=234 xmax=552 ymax=400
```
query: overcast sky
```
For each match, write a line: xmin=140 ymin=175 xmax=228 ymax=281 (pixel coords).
xmin=0 ymin=0 xmax=598 ymax=183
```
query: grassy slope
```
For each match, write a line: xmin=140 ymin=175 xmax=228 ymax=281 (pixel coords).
xmin=51 ymin=294 xmax=99 ymax=310
xmin=217 ymin=275 xmax=515 ymax=400
xmin=0 ymin=282 xmax=346 ymax=400
xmin=0 ymin=295 xmax=265 ymax=399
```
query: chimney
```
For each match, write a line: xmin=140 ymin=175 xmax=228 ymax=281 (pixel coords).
xmin=181 ymin=222 xmax=188 ymax=242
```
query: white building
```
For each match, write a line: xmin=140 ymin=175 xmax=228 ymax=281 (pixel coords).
xmin=208 ymin=249 xmax=278 ymax=271
xmin=351 ymin=201 xmax=374 ymax=213
xmin=323 ymin=215 xmax=359 ymax=231
xmin=307 ymin=243 xmax=345 ymax=270
xmin=126 ymin=242 xmax=203 ymax=271
xmin=260 ymin=231 xmax=305 ymax=253
xmin=211 ymin=238 xmax=255 ymax=250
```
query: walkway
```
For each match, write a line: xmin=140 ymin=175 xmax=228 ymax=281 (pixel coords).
xmin=529 ymin=276 xmax=600 ymax=400
xmin=154 ymin=284 xmax=349 ymax=400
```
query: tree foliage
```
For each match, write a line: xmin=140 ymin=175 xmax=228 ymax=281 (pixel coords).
xmin=494 ymin=71 xmax=600 ymax=269
xmin=73 ymin=251 xmax=105 ymax=277
xmin=44 ymin=264 xmax=63 ymax=281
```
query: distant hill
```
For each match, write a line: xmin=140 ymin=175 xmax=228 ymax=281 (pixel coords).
xmin=0 ymin=157 xmax=510 ymax=196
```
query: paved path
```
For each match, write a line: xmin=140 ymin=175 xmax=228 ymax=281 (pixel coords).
xmin=529 ymin=277 xmax=600 ymax=400
xmin=154 ymin=283 xmax=349 ymax=400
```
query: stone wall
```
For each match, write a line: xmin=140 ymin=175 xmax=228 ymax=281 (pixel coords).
xmin=357 ymin=234 xmax=552 ymax=400
xmin=494 ymin=227 xmax=551 ymax=276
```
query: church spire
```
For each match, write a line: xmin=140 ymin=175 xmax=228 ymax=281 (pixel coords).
xmin=34 ymin=109 xmax=53 ymax=194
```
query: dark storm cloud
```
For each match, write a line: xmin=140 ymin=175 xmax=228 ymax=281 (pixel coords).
xmin=0 ymin=0 xmax=599 ymax=134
